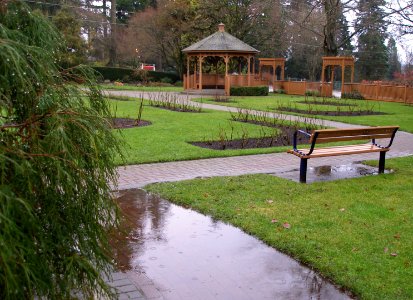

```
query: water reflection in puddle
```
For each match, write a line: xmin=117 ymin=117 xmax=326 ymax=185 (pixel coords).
xmin=111 ymin=189 xmax=351 ymax=299
xmin=274 ymin=163 xmax=391 ymax=183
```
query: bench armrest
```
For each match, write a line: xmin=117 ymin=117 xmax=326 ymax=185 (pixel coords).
xmin=372 ymin=127 xmax=399 ymax=149
xmin=293 ymin=130 xmax=312 ymax=151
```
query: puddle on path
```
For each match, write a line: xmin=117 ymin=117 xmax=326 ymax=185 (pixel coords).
xmin=273 ymin=163 xmax=391 ymax=183
xmin=111 ymin=189 xmax=351 ymax=300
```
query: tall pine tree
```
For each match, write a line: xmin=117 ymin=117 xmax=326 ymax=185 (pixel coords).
xmin=387 ymin=37 xmax=401 ymax=80
xmin=355 ymin=0 xmax=388 ymax=81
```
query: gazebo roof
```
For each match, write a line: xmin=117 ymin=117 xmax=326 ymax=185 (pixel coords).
xmin=182 ymin=23 xmax=259 ymax=54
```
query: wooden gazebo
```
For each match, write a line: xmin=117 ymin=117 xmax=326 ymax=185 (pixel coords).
xmin=321 ymin=56 xmax=355 ymax=94
xmin=182 ymin=24 xmax=262 ymax=95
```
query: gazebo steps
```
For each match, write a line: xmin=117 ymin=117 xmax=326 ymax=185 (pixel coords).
xmin=182 ymin=89 xmax=225 ymax=96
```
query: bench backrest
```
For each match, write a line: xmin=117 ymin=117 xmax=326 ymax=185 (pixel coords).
xmin=310 ymin=126 xmax=399 ymax=144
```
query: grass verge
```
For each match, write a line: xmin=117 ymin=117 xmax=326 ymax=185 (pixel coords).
xmin=110 ymin=98 xmax=291 ymax=165
xmin=146 ymin=155 xmax=413 ymax=299
xmin=194 ymin=94 xmax=413 ymax=133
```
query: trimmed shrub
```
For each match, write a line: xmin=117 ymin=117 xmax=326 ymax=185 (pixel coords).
xmin=342 ymin=90 xmax=365 ymax=100
xmin=230 ymin=86 xmax=269 ymax=96
xmin=160 ymin=77 xmax=173 ymax=84
xmin=274 ymin=89 xmax=285 ymax=94
xmin=92 ymin=67 xmax=133 ymax=81
xmin=92 ymin=67 xmax=180 ymax=83
xmin=148 ymin=71 xmax=180 ymax=83
xmin=305 ymin=90 xmax=321 ymax=97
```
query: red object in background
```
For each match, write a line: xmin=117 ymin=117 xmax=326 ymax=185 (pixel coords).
xmin=141 ymin=64 xmax=156 ymax=71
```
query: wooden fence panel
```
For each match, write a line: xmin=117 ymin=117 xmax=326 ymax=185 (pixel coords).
xmin=285 ymin=81 xmax=306 ymax=95
xmin=343 ymin=83 xmax=413 ymax=103
xmin=407 ymin=87 xmax=413 ymax=104
xmin=185 ymin=76 xmax=412 ymax=103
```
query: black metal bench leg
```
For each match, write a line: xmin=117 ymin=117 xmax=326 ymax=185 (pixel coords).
xmin=300 ymin=158 xmax=308 ymax=183
xmin=379 ymin=151 xmax=386 ymax=174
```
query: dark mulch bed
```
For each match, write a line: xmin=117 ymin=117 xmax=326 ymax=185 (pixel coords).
xmin=297 ymin=100 xmax=356 ymax=106
xmin=276 ymin=107 xmax=387 ymax=116
xmin=190 ymin=124 xmax=310 ymax=150
xmin=111 ymin=118 xmax=151 ymax=129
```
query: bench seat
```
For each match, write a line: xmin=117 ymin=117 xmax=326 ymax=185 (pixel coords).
xmin=287 ymin=126 xmax=399 ymax=183
xmin=288 ymin=143 xmax=389 ymax=159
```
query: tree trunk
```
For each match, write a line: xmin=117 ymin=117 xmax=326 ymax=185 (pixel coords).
xmin=103 ymin=0 xmax=107 ymax=38
xmin=323 ymin=0 xmax=340 ymax=56
xmin=107 ymin=0 xmax=117 ymax=66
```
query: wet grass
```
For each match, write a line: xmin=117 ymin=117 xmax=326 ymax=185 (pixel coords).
xmin=146 ymin=155 xmax=413 ymax=300
xmin=110 ymin=98 xmax=289 ymax=165
xmin=194 ymin=94 xmax=413 ymax=133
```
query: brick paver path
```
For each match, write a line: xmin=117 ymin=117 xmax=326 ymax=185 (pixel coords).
xmin=105 ymin=90 xmax=413 ymax=299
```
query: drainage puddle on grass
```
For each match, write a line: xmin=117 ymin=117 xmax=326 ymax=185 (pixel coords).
xmin=273 ymin=163 xmax=391 ymax=183
xmin=112 ymin=189 xmax=351 ymax=300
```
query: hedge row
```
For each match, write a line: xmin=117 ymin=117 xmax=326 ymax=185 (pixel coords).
xmin=230 ymin=86 xmax=269 ymax=96
xmin=92 ymin=67 xmax=180 ymax=83
xmin=341 ymin=90 xmax=365 ymax=100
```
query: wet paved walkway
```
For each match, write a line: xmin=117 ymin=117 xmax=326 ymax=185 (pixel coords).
xmin=105 ymin=90 xmax=413 ymax=299
xmin=112 ymin=189 xmax=352 ymax=300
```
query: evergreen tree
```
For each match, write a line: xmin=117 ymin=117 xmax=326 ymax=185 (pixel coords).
xmin=387 ymin=37 xmax=401 ymax=80
xmin=117 ymin=0 xmax=157 ymax=22
xmin=336 ymin=6 xmax=353 ymax=55
xmin=0 ymin=1 xmax=121 ymax=298
xmin=355 ymin=0 xmax=388 ymax=81
xmin=52 ymin=7 xmax=88 ymax=67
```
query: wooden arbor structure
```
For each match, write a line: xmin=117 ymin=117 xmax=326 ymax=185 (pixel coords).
xmin=182 ymin=23 xmax=260 ymax=95
xmin=321 ymin=56 xmax=355 ymax=94
xmin=258 ymin=58 xmax=286 ymax=87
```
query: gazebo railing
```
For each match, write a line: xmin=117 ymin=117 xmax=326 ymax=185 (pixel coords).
xmin=184 ymin=74 xmax=268 ymax=90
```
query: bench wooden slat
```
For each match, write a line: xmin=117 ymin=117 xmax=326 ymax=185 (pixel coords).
xmin=315 ymin=133 xmax=394 ymax=143
xmin=309 ymin=126 xmax=399 ymax=143
xmin=288 ymin=144 xmax=389 ymax=158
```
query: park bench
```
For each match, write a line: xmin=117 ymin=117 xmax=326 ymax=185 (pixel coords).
xmin=287 ymin=126 xmax=399 ymax=183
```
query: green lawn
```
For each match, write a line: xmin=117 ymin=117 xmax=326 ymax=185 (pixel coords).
xmin=110 ymin=98 xmax=294 ymax=165
xmin=100 ymin=84 xmax=183 ymax=92
xmin=194 ymin=94 xmax=413 ymax=133
xmin=146 ymin=155 xmax=413 ymax=300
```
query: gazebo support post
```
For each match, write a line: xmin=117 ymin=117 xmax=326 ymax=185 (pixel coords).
xmin=248 ymin=56 xmax=251 ymax=86
xmin=186 ymin=56 xmax=190 ymax=89
xmin=215 ymin=60 xmax=219 ymax=89
xmin=272 ymin=61 xmax=276 ymax=87
xmin=281 ymin=61 xmax=285 ymax=81
xmin=351 ymin=65 xmax=354 ymax=83
xmin=321 ymin=63 xmax=325 ymax=96
xmin=330 ymin=66 xmax=334 ymax=84
xmin=194 ymin=58 xmax=197 ymax=88
xmin=224 ymin=56 xmax=229 ymax=96
xmin=199 ymin=56 xmax=203 ymax=90
xmin=341 ymin=62 xmax=345 ymax=94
